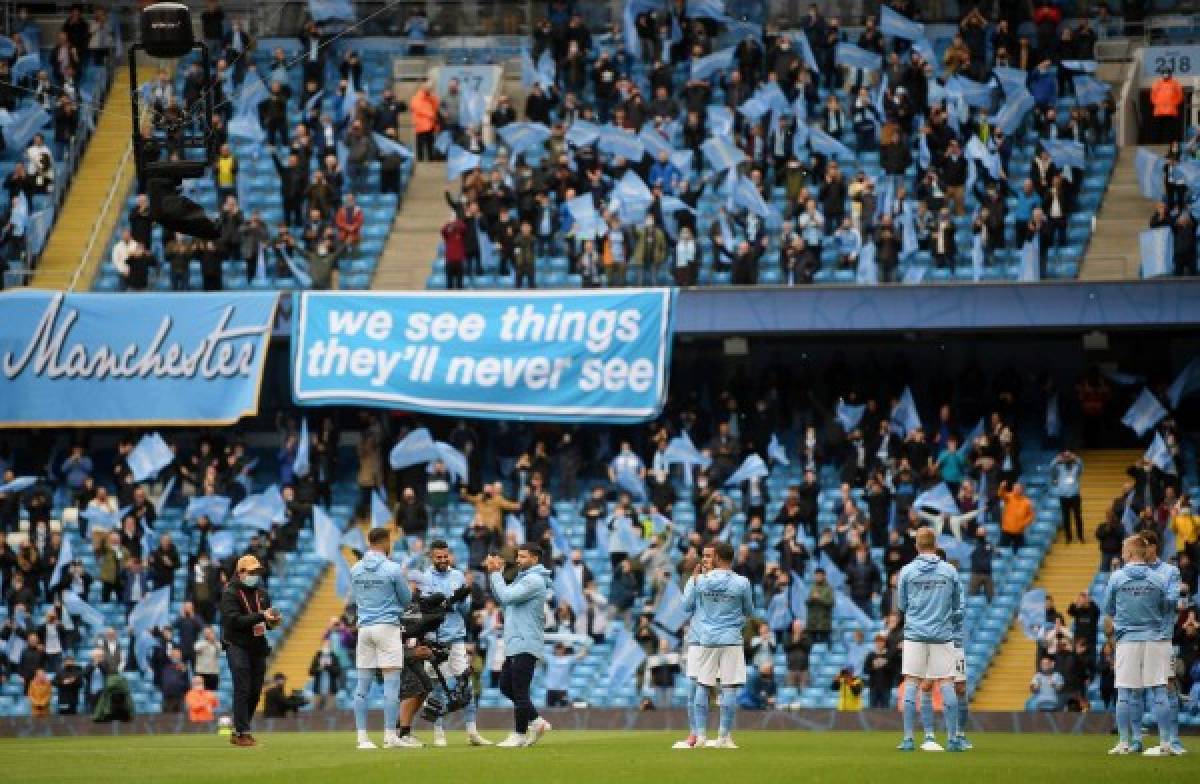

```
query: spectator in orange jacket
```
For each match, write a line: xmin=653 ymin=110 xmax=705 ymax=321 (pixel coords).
xmin=334 ymin=193 xmax=364 ymax=248
xmin=28 ymin=669 xmax=53 ymax=717
xmin=185 ymin=676 xmax=219 ymax=722
xmin=999 ymin=481 xmax=1035 ymax=554
xmin=411 ymin=83 xmax=440 ymax=162
xmin=1150 ymin=71 xmax=1185 ymax=143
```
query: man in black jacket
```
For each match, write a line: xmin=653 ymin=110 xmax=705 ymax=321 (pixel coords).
xmin=220 ymin=555 xmax=281 ymax=747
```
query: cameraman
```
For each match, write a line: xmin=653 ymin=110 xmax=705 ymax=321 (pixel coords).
xmin=414 ymin=540 xmax=492 ymax=747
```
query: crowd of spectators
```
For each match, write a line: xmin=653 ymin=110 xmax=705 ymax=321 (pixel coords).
xmin=438 ymin=1 xmax=1114 ymax=289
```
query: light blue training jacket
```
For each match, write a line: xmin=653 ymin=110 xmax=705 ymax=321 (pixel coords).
xmin=350 ymin=551 xmax=412 ymax=627
xmin=489 ymin=564 xmax=553 ymax=659
xmin=897 ymin=554 xmax=963 ymax=643
xmin=683 ymin=568 xmax=755 ymax=647
xmin=1104 ymin=562 xmax=1172 ymax=642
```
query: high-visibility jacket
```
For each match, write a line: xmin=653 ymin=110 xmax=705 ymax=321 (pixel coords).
xmin=1151 ymin=77 xmax=1184 ymax=118
xmin=411 ymin=89 xmax=440 ymax=134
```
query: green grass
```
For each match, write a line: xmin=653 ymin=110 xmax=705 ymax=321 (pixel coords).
xmin=0 ymin=731 xmax=1194 ymax=783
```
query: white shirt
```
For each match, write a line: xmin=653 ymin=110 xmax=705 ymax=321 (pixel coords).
xmin=112 ymin=239 xmax=137 ymax=276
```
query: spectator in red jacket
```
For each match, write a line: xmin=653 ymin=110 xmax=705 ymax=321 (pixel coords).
xmin=442 ymin=212 xmax=467 ymax=289
xmin=334 ymin=193 xmax=364 ymax=248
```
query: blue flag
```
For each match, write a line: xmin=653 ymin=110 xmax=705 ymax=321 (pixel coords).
xmin=607 ymin=629 xmax=647 ymax=689
xmin=1041 ymin=139 xmax=1086 ymax=171
xmin=1167 ymin=357 xmax=1200 ymax=408
xmin=1073 ymin=74 xmax=1110 ymax=106
xmin=228 ymin=113 xmax=266 ymax=143
xmin=1060 ymin=60 xmax=1098 ymax=73
xmin=498 ymin=122 xmax=551 ymax=156
xmin=521 ymin=50 xmax=555 ymax=90
xmin=231 ymin=485 xmax=287 ymax=531
xmin=566 ymin=119 xmax=601 ymax=147
xmin=0 ymin=36 xmax=14 ymax=59
xmin=990 ymin=88 xmax=1034 ymax=135
xmin=890 ymin=386 xmax=922 ymax=435
xmin=341 ymin=525 xmax=367 ymax=553
xmin=128 ymin=587 xmax=171 ymax=635
xmin=313 ymin=505 xmax=342 ymax=563
xmin=1136 ymin=148 xmax=1165 ymax=201
xmin=459 ymin=83 xmax=486 ymax=129
xmin=856 ymin=239 xmax=879 ymax=284
xmin=597 ymin=125 xmax=645 ymax=161
xmin=555 ymin=562 xmax=588 ymax=620
xmin=614 ymin=170 xmax=654 ymax=224
xmin=1018 ymin=588 xmax=1047 ymax=639
xmin=914 ymin=483 xmax=960 ymax=516
xmin=235 ymin=72 xmax=268 ymax=120
xmin=434 ymin=130 xmax=452 ymax=156
xmin=293 ymin=418 xmax=311 ymax=478
xmin=880 ymin=6 xmax=925 ymax=41
xmin=446 ymin=145 xmax=482 ymax=180
xmin=0 ymin=476 xmax=37 ymax=494
xmin=664 ymin=433 xmax=711 ymax=468
xmin=1139 ymin=226 xmax=1173 ymax=279
xmin=185 ymin=495 xmax=230 ymax=522
xmin=701 ymin=136 xmax=745 ymax=171
xmin=127 ymin=433 xmax=174 ymax=482
xmin=818 ymin=552 xmax=846 ymax=589
xmin=1145 ymin=432 xmax=1174 ymax=473
xmin=370 ymin=489 xmax=391 ymax=530
xmin=767 ymin=434 xmax=790 ymax=466
xmin=10 ymin=52 xmax=40 ymax=83
xmin=732 ymin=175 xmax=777 ymax=220
xmin=638 ymin=126 xmax=674 ymax=160
xmin=1019 ymin=236 xmax=1041 ymax=282
xmin=309 ymin=0 xmax=355 ymax=21
xmin=807 ymin=126 xmax=854 ymax=160
xmin=390 ymin=427 xmax=439 ymax=469
xmin=948 ymin=76 xmax=994 ymax=109
xmin=836 ymin=400 xmax=866 ymax=432
xmin=794 ymin=32 xmax=819 ymax=73
xmin=210 ymin=531 xmax=235 ymax=560
xmin=834 ymin=592 xmax=873 ymax=628
xmin=690 ymin=46 xmax=735 ymax=81
xmin=372 ymin=132 xmax=412 ymax=159
xmin=688 ymin=0 xmax=727 ymax=20
xmin=653 ymin=579 xmax=689 ymax=632
xmin=433 ymin=442 xmax=469 ymax=483
xmin=835 ymin=43 xmax=882 ymax=72
xmin=1122 ymin=388 xmax=1167 ymax=437
xmin=50 ymin=535 xmax=73 ymax=589
xmin=63 ymin=591 xmax=106 ymax=630
xmin=724 ymin=454 xmax=769 ymax=486
xmin=2 ymin=106 xmax=49 ymax=151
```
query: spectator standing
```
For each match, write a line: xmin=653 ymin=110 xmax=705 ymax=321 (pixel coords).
xmin=185 ymin=676 xmax=219 ymax=722
xmin=1030 ymin=655 xmax=1063 ymax=711
xmin=806 ymin=569 xmax=834 ymax=644
xmin=1150 ymin=69 xmax=1185 ymax=143
xmin=194 ymin=626 xmax=221 ymax=690
xmin=1050 ymin=450 xmax=1084 ymax=544
xmin=999 ymin=481 xmax=1034 ymax=554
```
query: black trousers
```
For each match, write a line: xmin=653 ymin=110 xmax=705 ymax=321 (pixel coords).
xmin=1059 ymin=495 xmax=1083 ymax=542
xmin=499 ymin=653 xmax=539 ymax=733
xmin=226 ymin=644 xmax=267 ymax=735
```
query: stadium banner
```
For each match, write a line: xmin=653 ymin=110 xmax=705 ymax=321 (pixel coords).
xmin=291 ymin=290 xmax=676 ymax=422
xmin=0 ymin=290 xmax=277 ymax=427
xmin=433 ymin=65 xmax=500 ymax=98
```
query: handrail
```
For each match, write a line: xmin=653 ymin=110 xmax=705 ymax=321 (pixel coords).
xmin=68 ymin=142 xmax=134 ymax=292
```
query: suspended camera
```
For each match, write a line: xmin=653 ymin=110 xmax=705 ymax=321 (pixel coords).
xmin=129 ymin=3 xmax=220 ymax=239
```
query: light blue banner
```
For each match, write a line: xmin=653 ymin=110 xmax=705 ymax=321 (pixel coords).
xmin=0 ymin=291 xmax=277 ymax=427
xmin=435 ymin=66 xmax=499 ymax=100
xmin=1143 ymin=45 xmax=1200 ymax=79
xmin=292 ymin=290 xmax=676 ymax=422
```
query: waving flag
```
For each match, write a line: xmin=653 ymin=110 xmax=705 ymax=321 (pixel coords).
xmin=1019 ymin=236 xmax=1041 ymax=282
xmin=664 ymin=433 xmax=711 ymax=468
xmin=835 ymin=43 xmax=882 ymax=72
xmin=370 ymin=489 xmax=391 ymax=529
xmin=836 ymin=400 xmax=866 ymax=432
xmin=0 ymin=476 xmax=37 ymax=494
xmin=698 ymin=137 xmax=745 ymax=174
xmin=1018 ymin=589 xmax=1047 ymax=639
xmin=521 ymin=50 xmax=555 ymax=90
xmin=1166 ymin=357 xmax=1200 ymax=408
xmin=228 ymin=113 xmax=266 ymax=143
xmin=1060 ymin=60 xmax=1098 ymax=73
xmin=959 ymin=418 xmax=985 ymax=456
xmin=607 ymin=629 xmax=647 ymax=689
xmin=880 ymin=6 xmax=924 ymax=41
xmin=725 ymin=454 xmax=769 ymax=485
xmin=890 ymin=386 xmax=922 ymax=435
xmin=185 ymin=495 xmax=230 ymax=522
xmin=737 ymin=95 xmax=767 ymax=126
xmin=1139 ymin=226 xmax=1173 ymax=279
xmin=446 ymin=145 xmax=481 ymax=180
xmin=547 ymin=514 xmax=573 ymax=560
xmin=1122 ymin=388 xmax=1167 ymax=437
xmin=127 ymin=433 xmax=174 ymax=482
xmin=459 ymin=83 xmax=486 ymax=129
xmin=817 ymin=552 xmax=846 ymax=589
xmin=990 ymin=87 xmax=1035 ymax=135
xmin=390 ymin=427 xmax=440 ymax=469
xmin=1041 ymin=139 xmax=1086 ymax=171
xmin=793 ymin=32 xmax=819 ymax=73
xmin=498 ymin=122 xmax=551 ymax=155
xmin=555 ymin=561 xmax=588 ymax=619
xmin=687 ymin=0 xmax=727 ymax=20
xmin=948 ymin=76 xmax=994 ymax=109
xmin=638 ymin=126 xmax=673 ymax=160
xmin=372 ymin=132 xmax=412 ymax=159
xmin=313 ymin=505 xmax=342 ymax=563
xmin=293 ymin=418 xmax=311 ymax=478
xmin=10 ymin=52 xmax=40 ymax=83
xmin=50 ymin=535 xmax=73 ymax=589
xmin=64 ymin=591 xmax=106 ymax=630
xmin=209 ymin=531 xmax=235 ymax=560
xmin=0 ymin=36 xmax=14 ymax=59
xmin=231 ymin=485 xmax=287 ymax=531
xmin=1073 ymin=74 xmax=1110 ymax=106
xmin=1145 ymin=432 xmax=1175 ymax=473
xmin=856 ymin=239 xmax=879 ymax=284
xmin=128 ymin=587 xmax=171 ymax=635
xmin=1135 ymin=148 xmax=1164 ymax=201
xmin=597 ymin=125 xmax=645 ymax=161
xmin=691 ymin=46 xmax=735 ymax=81
xmin=614 ymin=170 xmax=654 ymax=224
xmin=654 ymin=579 xmax=689 ymax=632
xmin=914 ymin=483 xmax=960 ymax=516
xmin=566 ymin=119 xmax=601 ymax=147
xmin=340 ymin=525 xmax=366 ymax=554
xmin=2 ymin=106 xmax=49 ymax=151
xmin=807 ymin=126 xmax=853 ymax=160
xmin=767 ymin=434 xmax=790 ymax=466
xmin=732 ymin=175 xmax=777 ymax=219
xmin=434 ymin=442 xmax=469 ymax=483
xmin=965 ymin=136 xmax=1003 ymax=181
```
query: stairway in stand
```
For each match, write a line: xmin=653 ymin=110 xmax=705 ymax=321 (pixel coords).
xmin=34 ymin=65 xmax=134 ymax=290
xmin=971 ymin=450 xmax=1139 ymax=710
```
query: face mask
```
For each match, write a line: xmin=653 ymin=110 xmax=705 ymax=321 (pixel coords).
xmin=242 ymin=575 xmax=260 ymax=588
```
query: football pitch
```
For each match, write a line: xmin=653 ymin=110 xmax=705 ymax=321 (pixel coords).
xmin=0 ymin=731 xmax=1195 ymax=783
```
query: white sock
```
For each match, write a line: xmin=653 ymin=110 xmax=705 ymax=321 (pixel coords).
xmin=384 ymin=730 xmax=398 ymax=742
xmin=466 ymin=722 xmax=478 ymax=734
xmin=357 ymin=730 xmax=370 ymax=743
